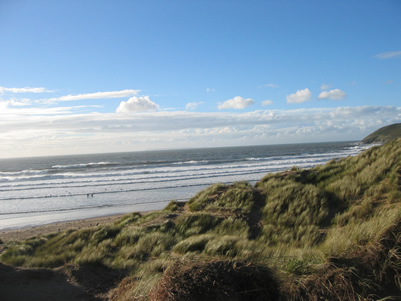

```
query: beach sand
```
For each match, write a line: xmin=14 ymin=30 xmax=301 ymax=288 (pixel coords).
xmin=0 ymin=214 xmax=126 ymax=242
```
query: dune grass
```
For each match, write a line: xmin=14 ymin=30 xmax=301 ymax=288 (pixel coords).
xmin=1 ymin=138 xmax=401 ymax=300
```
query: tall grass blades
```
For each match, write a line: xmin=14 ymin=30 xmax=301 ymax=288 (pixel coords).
xmin=187 ymin=183 xmax=227 ymax=211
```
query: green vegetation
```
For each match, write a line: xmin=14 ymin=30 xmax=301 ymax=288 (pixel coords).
xmin=361 ymin=122 xmax=401 ymax=144
xmin=1 ymin=138 xmax=401 ymax=300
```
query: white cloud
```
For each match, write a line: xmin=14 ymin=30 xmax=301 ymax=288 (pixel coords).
xmin=265 ymin=83 xmax=279 ymax=88
xmin=206 ymin=88 xmax=215 ymax=92
xmin=116 ymin=96 xmax=159 ymax=113
xmin=46 ymin=89 xmax=140 ymax=103
xmin=218 ymin=96 xmax=255 ymax=110
xmin=286 ymin=88 xmax=312 ymax=104
xmin=374 ymin=51 xmax=401 ymax=59
xmin=0 ymin=106 xmax=400 ymax=158
xmin=0 ymin=102 xmax=102 ymax=116
xmin=1 ymin=98 xmax=32 ymax=107
xmin=318 ymin=89 xmax=347 ymax=100
xmin=261 ymin=100 xmax=274 ymax=106
xmin=320 ymin=84 xmax=331 ymax=90
xmin=0 ymin=86 xmax=53 ymax=93
xmin=186 ymin=101 xmax=204 ymax=110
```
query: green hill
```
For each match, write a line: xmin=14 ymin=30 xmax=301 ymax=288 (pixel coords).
xmin=1 ymin=139 xmax=401 ymax=300
xmin=361 ymin=123 xmax=401 ymax=144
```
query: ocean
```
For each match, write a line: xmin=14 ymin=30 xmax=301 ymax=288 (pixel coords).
xmin=0 ymin=141 xmax=374 ymax=230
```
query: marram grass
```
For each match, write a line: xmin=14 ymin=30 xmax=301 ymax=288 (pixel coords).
xmin=2 ymin=138 xmax=401 ymax=300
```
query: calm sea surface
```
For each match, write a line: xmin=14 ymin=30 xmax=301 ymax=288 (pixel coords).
xmin=0 ymin=142 xmax=374 ymax=230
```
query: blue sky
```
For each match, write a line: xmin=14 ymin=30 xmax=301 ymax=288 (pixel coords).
xmin=0 ymin=0 xmax=400 ymax=158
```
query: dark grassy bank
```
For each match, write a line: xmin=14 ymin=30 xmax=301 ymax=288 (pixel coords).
xmin=1 ymin=138 xmax=401 ymax=300
xmin=362 ymin=123 xmax=401 ymax=144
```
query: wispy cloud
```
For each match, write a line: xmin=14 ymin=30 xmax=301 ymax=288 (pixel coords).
xmin=2 ymin=98 xmax=32 ymax=107
xmin=318 ymin=89 xmax=347 ymax=100
xmin=218 ymin=96 xmax=255 ymax=110
xmin=45 ymin=89 xmax=140 ymax=103
xmin=0 ymin=86 xmax=53 ymax=93
xmin=0 ymin=103 xmax=101 ymax=116
xmin=265 ymin=83 xmax=279 ymax=88
xmin=286 ymin=88 xmax=312 ymax=104
xmin=116 ymin=96 xmax=159 ymax=113
xmin=374 ymin=51 xmax=401 ymax=59
xmin=261 ymin=100 xmax=274 ymax=106
xmin=186 ymin=101 xmax=204 ymax=110
xmin=320 ymin=84 xmax=331 ymax=90
xmin=206 ymin=88 xmax=215 ymax=92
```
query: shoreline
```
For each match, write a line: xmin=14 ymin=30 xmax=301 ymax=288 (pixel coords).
xmin=0 ymin=142 xmax=375 ymax=243
xmin=0 ymin=201 xmax=170 ymax=235
xmin=0 ymin=213 xmax=128 ymax=242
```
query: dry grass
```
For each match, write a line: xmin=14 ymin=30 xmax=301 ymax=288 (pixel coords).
xmin=148 ymin=260 xmax=280 ymax=301
xmin=2 ymin=138 xmax=401 ymax=300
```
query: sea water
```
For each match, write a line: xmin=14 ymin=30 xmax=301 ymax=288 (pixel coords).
xmin=0 ymin=142 xmax=375 ymax=230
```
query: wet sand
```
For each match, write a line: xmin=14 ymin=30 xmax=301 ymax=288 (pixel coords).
xmin=0 ymin=214 xmax=126 ymax=242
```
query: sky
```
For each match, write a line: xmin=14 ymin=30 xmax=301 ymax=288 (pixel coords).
xmin=0 ymin=0 xmax=400 ymax=158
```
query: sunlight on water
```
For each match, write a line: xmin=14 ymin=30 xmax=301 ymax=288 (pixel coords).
xmin=0 ymin=142 xmax=376 ymax=230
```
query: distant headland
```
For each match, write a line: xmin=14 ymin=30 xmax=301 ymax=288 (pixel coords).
xmin=361 ymin=123 xmax=401 ymax=144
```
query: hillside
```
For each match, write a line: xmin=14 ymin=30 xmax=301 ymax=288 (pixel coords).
xmin=361 ymin=123 xmax=401 ymax=144
xmin=1 ymin=138 xmax=401 ymax=300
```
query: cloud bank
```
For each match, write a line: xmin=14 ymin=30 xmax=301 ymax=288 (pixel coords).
xmin=1 ymin=105 xmax=399 ymax=158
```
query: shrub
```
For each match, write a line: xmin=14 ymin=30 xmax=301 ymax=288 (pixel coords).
xmin=29 ymin=253 xmax=73 ymax=268
xmin=93 ymin=225 xmax=122 ymax=242
xmin=187 ymin=183 xmax=227 ymax=211
xmin=208 ymin=182 xmax=255 ymax=214
xmin=204 ymin=236 xmax=239 ymax=257
xmin=175 ymin=214 xmax=221 ymax=237
xmin=114 ymin=228 xmax=142 ymax=246
xmin=163 ymin=200 xmax=178 ymax=212
xmin=114 ymin=212 xmax=142 ymax=227
xmin=321 ymin=207 xmax=401 ymax=257
xmin=1 ymin=246 xmax=27 ymax=266
xmin=173 ymin=234 xmax=214 ymax=254
xmin=125 ymin=232 xmax=177 ymax=261
xmin=262 ymin=180 xmax=329 ymax=227
xmin=257 ymin=224 xmax=321 ymax=247
xmin=149 ymin=260 xmax=280 ymax=301
xmin=212 ymin=216 xmax=249 ymax=238
xmin=332 ymin=198 xmax=375 ymax=226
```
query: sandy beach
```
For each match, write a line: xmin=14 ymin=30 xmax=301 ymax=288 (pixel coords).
xmin=0 ymin=214 xmax=126 ymax=242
